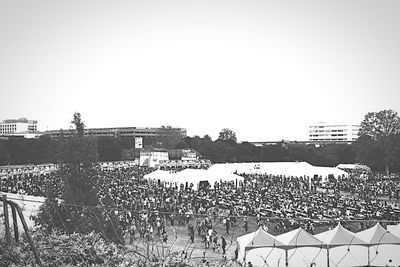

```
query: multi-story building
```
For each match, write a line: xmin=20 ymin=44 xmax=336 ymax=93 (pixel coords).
xmin=309 ymin=122 xmax=360 ymax=144
xmin=0 ymin=118 xmax=39 ymax=138
xmin=44 ymin=126 xmax=187 ymax=139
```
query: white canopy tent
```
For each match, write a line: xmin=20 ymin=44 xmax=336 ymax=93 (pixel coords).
xmin=143 ymin=168 xmax=244 ymax=190
xmin=388 ymin=223 xmax=400 ymax=238
xmin=237 ymin=228 xmax=285 ymax=267
xmin=355 ymin=223 xmax=400 ymax=266
xmin=209 ymin=162 xmax=348 ymax=181
xmin=314 ymin=223 xmax=368 ymax=267
xmin=276 ymin=228 xmax=327 ymax=267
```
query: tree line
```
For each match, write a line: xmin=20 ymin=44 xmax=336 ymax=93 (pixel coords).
xmin=1 ymin=110 xmax=400 ymax=172
xmin=0 ymin=132 xmax=356 ymax=167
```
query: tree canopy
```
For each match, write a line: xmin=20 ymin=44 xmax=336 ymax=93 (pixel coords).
xmin=359 ymin=109 xmax=400 ymax=140
xmin=356 ymin=109 xmax=400 ymax=173
xmin=35 ymin=112 xmax=123 ymax=244
xmin=217 ymin=128 xmax=237 ymax=144
xmin=71 ymin=112 xmax=85 ymax=137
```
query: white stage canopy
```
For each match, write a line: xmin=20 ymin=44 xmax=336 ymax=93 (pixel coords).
xmin=209 ymin=161 xmax=348 ymax=180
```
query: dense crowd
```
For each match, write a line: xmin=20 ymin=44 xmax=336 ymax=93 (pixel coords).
xmin=1 ymin=163 xmax=400 ymax=252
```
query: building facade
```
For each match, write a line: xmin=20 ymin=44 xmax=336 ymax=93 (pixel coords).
xmin=44 ymin=126 xmax=187 ymax=139
xmin=0 ymin=118 xmax=38 ymax=138
xmin=309 ymin=122 xmax=360 ymax=143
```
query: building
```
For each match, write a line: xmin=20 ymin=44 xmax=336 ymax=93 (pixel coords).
xmin=249 ymin=139 xmax=354 ymax=147
xmin=139 ymin=149 xmax=169 ymax=168
xmin=309 ymin=122 xmax=360 ymax=144
xmin=0 ymin=118 xmax=39 ymax=138
xmin=43 ymin=126 xmax=187 ymax=139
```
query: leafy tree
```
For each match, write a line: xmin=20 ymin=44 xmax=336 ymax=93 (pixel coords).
xmin=217 ymin=128 xmax=237 ymax=144
xmin=71 ymin=112 xmax=85 ymax=137
xmin=36 ymin=113 xmax=123 ymax=244
xmin=357 ymin=109 xmax=400 ymax=173
xmin=0 ymin=142 xmax=11 ymax=165
xmin=97 ymin=137 xmax=123 ymax=161
xmin=359 ymin=109 xmax=400 ymax=139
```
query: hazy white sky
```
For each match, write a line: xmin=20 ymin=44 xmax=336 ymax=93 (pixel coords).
xmin=1 ymin=0 xmax=399 ymax=141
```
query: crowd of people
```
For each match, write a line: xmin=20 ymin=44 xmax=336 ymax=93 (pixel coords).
xmin=1 ymin=163 xmax=400 ymax=251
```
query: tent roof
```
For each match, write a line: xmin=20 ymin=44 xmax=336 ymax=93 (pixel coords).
xmin=314 ymin=223 xmax=367 ymax=247
xmin=276 ymin=227 xmax=325 ymax=248
xmin=237 ymin=227 xmax=284 ymax=250
xmin=209 ymin=162 xmax=348 ymax=178
xmin=355 ymin=223 xmax=400 ymax=245
xmin=388 ymin=224 xmax=400 ymax=238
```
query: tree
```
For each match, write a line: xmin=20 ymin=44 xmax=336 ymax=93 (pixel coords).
xmin=356 ymin=109 xmax=400 ymax=173
xmin=217 ymin=128 xmax=237 ymax=144
xmin=359 ymin=109 xmax=400 ymax=140
xmin=0 ymin=142 xmax=11 ymax=165
xmin=36 ymin=112 xmax=123 ymax=244
xmin=71 ymin=112 xmax=85 ymax=137
xmin=97 ymin=137 xmax=123 ymax=161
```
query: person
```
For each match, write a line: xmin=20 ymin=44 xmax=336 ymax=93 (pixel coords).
xmin=189 ymin=226 xmax=195 ymax=243
xmin=221 ymin=236 xmax=227 ymax=255
xmin=244 ymin=216 xmax=249 ymax=233
xmin=212 ymin=235 xmax=218 ymax=252
xmin=205 ymin=234 xmax=210 ymax=248
xmin=234 ymin=245 xmax=239 ymax=260
xmin=225 ymin=217 xmax=230 ymax=235
xmin=248 ymin=261 xmax=253 ymax=267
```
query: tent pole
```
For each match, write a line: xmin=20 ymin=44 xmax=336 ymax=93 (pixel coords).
xmin=367 ymin=247 xmax=370 ymax=267
xmin=285 ymin=248 xmax=288 ymax=267
xmin=326 ymin=245 xmax=329 ymax=267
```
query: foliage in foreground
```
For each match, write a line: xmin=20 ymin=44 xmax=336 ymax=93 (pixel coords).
xmin=0 ymin=229 xmax=232 ymax=267
xmin=1 ymin=230 xmax=133 ymax=267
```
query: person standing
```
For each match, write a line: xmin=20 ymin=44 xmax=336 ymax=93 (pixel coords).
xmin=189 ymin=226 xmax=195 ymax=243
xmin=225 ymin=217 xmax=230 ymax=235
xmin=221 ymin=236 xmax=227 ymax=256
xmin=205 ymin=234 xmax=210 ymax=248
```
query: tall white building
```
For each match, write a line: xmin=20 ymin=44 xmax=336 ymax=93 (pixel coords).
xmin=0 ymin=118 xmax=38 ymax=138
xmin=309 ymin=122 xmax=360 ymax=143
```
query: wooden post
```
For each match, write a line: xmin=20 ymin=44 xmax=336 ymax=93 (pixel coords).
xmin=15 ymin=204 xmax=41 ymax=265
xmin=2 ymin=194 xmax=11 ymax=244
xmin=11 ymin=205 xmax=19 ymax=243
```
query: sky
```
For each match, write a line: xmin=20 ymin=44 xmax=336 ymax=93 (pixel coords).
xmin=1 ymin=0 xmax=400 ymax=141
